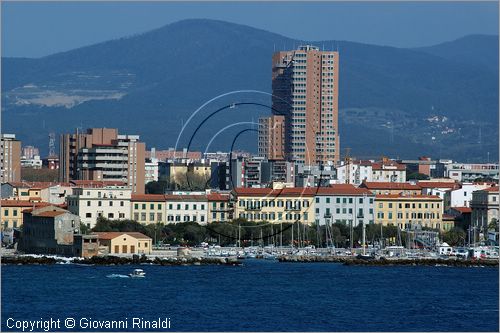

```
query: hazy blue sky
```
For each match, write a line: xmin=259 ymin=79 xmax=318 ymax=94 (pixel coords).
xmin=2 ymin=1 xmax=498 ymax=58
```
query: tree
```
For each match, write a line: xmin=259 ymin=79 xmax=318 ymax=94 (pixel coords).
xmin=145 ymin=180 xmax=171 ymax=194
xmin=442 ymin=227 xmax=466 ymax=246
xmin=406 ymin=172 xmax=430 ymax=181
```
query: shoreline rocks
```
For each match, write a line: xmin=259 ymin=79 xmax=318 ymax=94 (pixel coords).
xmin=278 ymin=255 xmax=499 ymax=267
xmin=1 ymin=254 xmax=242 ymax=266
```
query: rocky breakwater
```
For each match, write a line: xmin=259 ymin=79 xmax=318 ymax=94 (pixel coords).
xmin=278 ymin=255 xmax=499 ymax=267
xmin=1 ymin=254 xmax=242 ymax=266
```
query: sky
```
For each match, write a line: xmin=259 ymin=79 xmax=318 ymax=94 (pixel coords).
xmin=1 ymin=1 xmax=498 ymax=58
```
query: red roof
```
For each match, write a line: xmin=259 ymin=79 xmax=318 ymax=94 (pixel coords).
xmin=417 ymin=181 xmax=460 ymax=189
xmin=235 ymin=185 xmax=373 ymax=197
xmin=207 ymin=193 xmax=230 ymax=201
xmin=131 ymin=194 xmax=166 ymax=202
xmin=452 ymin=207 xmax=472 ymax=213
xmin=484 ymin=186 xmax=499 ymax=193
xmin=375 ymin=194 xmax=441 ymax=200
xmin=361 ymin=182 xmax=421 ymax=190
xmin=0 ymin=200 xmax=53 ymax=208
xmin=92 ymin=232 xmax=151 ymax=240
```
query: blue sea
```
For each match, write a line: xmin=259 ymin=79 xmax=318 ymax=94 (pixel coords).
xmin=2 ymin=260 xmax=499 ymax=332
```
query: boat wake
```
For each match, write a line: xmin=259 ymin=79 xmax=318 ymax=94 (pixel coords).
xmin=106 ymin=274 xmax=130 ymax=279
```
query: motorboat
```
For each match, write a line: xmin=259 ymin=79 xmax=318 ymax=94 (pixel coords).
xmin=128 ymin=269 xmax=146 ymax=278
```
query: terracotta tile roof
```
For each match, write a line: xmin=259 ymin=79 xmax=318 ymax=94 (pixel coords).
xmin=484 ymin=186 xmax=499 ymax=193
xmin=207 ymin=193 xmax=230 ymax=201
xmin=417 ymin=181 xmax=460 ymax=189
xmin=361 ymin=182 xmax=421 ymax=190
xmin=92 ymin=232 xmax=151 ymax=240
xmin=1 ymin=200 xmax=53 ymax=208
xmin=375 ymin=194 xmax=441 ymax=200
xmin=131 ymin=194 xmax=166 ymax=202
xmin=452 ymin=207 xmax=472 ymax=213
xmin=235 ymin=185 xmax=373 ymax=197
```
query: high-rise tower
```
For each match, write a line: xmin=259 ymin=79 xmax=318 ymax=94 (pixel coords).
xmin=272 ymin=45 xmax=339 ymax=166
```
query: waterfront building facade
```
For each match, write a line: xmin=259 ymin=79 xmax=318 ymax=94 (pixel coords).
xmin=313 ymin=185 xmax=375 ymax=226
xmin=93 ymin=232 xmax=152 ymax=255
xmin=234 ymin=187 xmax=315 ymax=224
xmin=207 ymin=193 xmax=232 ymax=223
xmin=1 ymin=200 xmax=53 ymax=231
xmin=66 ymin=184 xmax=132 ymax=228
xmin=272 ymin=45 xmax=339 ymax=165
xmin=374 ymin=194 xmax=444 ymax=231
xmin=131 ymin=194 xmax=166 ymax=224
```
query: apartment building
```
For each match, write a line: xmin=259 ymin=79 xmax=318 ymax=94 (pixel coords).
xmin=313 ymin=185 xmax=375 ymax=226
xmin=258 ymin=115 xmax=285 ymax=160
xmin=446 ymin=163 xmax=499 ymax=182
xmin=66 ymin=184 xmax=132 ymax=228
xmin=371 ymin=160 xmax=406 ymax=182
xmin=131 ymin=194 xmax=166 ymax=224
xmin=234 ymin=187 xmax=315 ymax=224
xmin=59 ymin=128 xmax=145 ymax=193
xmin=207 ymin=193 xmax=232 ymax=223
xmin=374 ymin=194 xmax=444 ymax=231
xmin=272 ymin=45 xmax=339 ymax=165
xmin=1 ymin=134 xmax=21 ymax=183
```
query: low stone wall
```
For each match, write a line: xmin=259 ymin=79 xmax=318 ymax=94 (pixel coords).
xmin=278 ymin=255 xmax=499 ymax=267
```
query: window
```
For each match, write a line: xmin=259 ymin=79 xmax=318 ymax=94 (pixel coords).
xmin=134 ymin=213 xmax=139 ymax=221
xmin=134 ymin=203 xmax=139 ymax=209
xmin=87 ymin=201 xmax=91 ymax=207
xmin=326 ymin=198 xmax=330 ymax=204
xmin=201 ymin=204 xmax=205 ymax=210
xmin=378 ymin=203 xmax=383 ymax=208
xmin=348 ymin=198 xmax=353 ymax=204
xmin=109 ymin=201 xmax=113 ymax=207
xmin=121 ymin=201 xmax=124 ymax=207
xmin=98 ymin=201 xmax=102 ymax=207
xmin=108 ymin=213 xmax=114 ymax=219
xmin=157 ymin=213 xmax=162 ymax=221
xmin=359 ymin=198 xmax=363 ymax=204
xmin=141 ymin=213 xmax=146 ymax=221
xmin=177 ymin=204 xmax=181 ymax=210
xmin=336 ymin=198 xmax=341 ymax=204
xmin=150 ymin=213 xmax=155 ymax=221
xmin=158 ymin=204 xmax=162 ymax=209
xmin=185 ymin=204 xmax=189 ymax=210
xmin=86 ymin=213 xmax=92 ymax=218
xmin=13 ymin=210 xmax=17 ymax=217
xmin=316 ymin=197 xmax=320 ymax=203
xmin=388 ymin=203 xmax=393 ymax=208
xmin=142 ymin=204 xmax=146 ymax=210
xmin=150 ymin=204 xmax=154 ymax=210
xmin=193 ymin=204 xmax=197 ymax=210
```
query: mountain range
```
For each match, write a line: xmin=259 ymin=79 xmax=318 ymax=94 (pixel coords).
xmin=2 ymin=19 xmax=498 ymax=162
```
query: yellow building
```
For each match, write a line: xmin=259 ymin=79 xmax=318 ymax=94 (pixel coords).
xmin=233 ymin=188 xmax=315 ymax=224
xmin=131 ymin=194 xmax=166 ymax=224
xmin=375 ymin=194 xmax=445 ymax=231
xmin=169 ymin=163 xmax=211 ymax=185
xmin=1 ymin=200 xmax=52 ymax=230
xmin=93 ymin=232 xmax=152 ymax=254
xmin=207 ymin=193 xmax=233 ymax=223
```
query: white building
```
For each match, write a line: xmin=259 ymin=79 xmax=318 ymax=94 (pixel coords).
xmin=41 ymin=183 xmax=74 ymax=205
xmin=446 ymin=183 xmax=494 ymax=208
xmin=371 ymin=160 xmax=406 ymax=183
xmin=314 ymin=185 xmax=375 ymax=226
xmin=145 ymin=157 xmax=159 ymax=184
xmin=67 ymin=185 xmax=132 ymax=228
xmin=335 ymin=160 xmax=373 ymax=185
xmin=165 ymin=193 xmax=208 ymax=224
xmin=446 ymin=163 xmax=499 ymax=182
xmin=21 ymin=155 xmax=42 ymax=169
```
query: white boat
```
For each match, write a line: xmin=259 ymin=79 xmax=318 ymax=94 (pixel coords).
xmin=128 ymin=269 xmax=146 ymax=278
